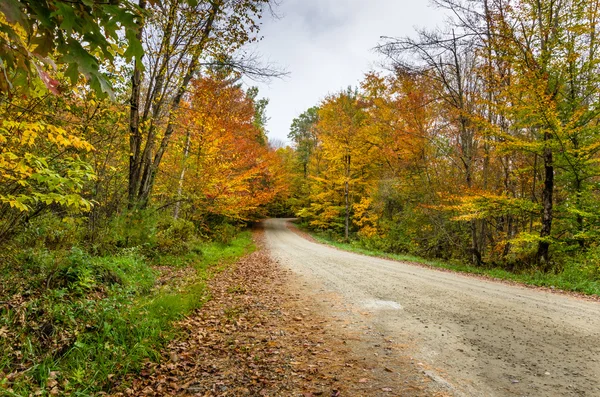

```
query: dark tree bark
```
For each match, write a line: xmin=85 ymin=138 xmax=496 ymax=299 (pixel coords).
xmin=128 ymin=0 xmax=220 ymax=208
xmin=537 ymin=139 xmax=554 ymax=269
xmin=128 ymin=0 xmax=147 ymax=208
xmin=344 ymin=152 xmax=350 ymax=242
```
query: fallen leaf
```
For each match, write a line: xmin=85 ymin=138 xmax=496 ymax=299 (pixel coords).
xmin=113 ymin=233 xmax=430 ymax=397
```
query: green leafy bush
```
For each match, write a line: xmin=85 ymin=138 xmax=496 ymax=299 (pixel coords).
xmin=96 ymin=210 xmax=159 ymax=254
xmin=211 ymin=223 xmax=240 ymax=245
xmin=17 ymin=214 xmax=84 ymax=251
xmin=155 ymin=217 xmax=197 ymax=255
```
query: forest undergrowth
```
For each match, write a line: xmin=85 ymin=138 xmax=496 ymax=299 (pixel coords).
xmin=0 ymin=212 xmax=253 ymax=396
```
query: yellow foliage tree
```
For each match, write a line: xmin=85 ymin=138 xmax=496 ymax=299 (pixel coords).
xmin=298 ymin=88 xmax=379 ymax=241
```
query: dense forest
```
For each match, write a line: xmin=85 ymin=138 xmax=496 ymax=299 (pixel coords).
xmin=1 ymin=0 xmax=600 ymax=395
xmin=285 ymin=0 xmax=600 ymax=280
xmin=0 ymin=0 xmax=285 ymax=394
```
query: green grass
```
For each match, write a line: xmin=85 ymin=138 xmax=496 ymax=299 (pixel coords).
xmin=306 ymin=231 xmax=600 ymax=297
xmin=1 ymin=231 xmax=255 ymax=397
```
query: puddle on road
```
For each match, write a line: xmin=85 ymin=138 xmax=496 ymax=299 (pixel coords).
xmin=361 ymin=299 xmax=402 ymax=310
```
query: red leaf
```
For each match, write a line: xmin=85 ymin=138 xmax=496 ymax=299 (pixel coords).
xmin=34 ymin=64 xmax=60 ymax=95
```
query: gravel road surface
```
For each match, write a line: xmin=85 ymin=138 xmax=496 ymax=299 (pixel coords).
xmin=263 ymin=218 xmax=600 ymax=397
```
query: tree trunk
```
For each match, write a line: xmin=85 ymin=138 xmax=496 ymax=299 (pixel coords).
xmin=344 ymin=152 xmax=350 ymax=242
xmin=451 ymin=30 xmax=482 ymax=266
xmin=128 ymin=0 xmax=147 ymax=208
xmin=575 ymin=179 xmax=584 ymax=248
xmin=537 ymin=139 xmax=553 ymax=269
xmin=137 ymin=58 xmax=198 ymax=205
xmin=174 ymin=128 xmax=192 ymax=219
xmin=129 ymin=1 xmax=221 ymax=208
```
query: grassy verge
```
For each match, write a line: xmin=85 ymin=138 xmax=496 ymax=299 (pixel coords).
xmin=0 ymin=231 xmax=254 ymax=397
xmin=304 ymin=229 xmax=600 ymax=297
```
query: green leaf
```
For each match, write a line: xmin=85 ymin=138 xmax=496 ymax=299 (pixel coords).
xmin=26 ymin=2 xmax=53 ymax=28
xmin=123 ymin=28 xmax=143 ymax=63
xmin=65 ymin=62 xmax=79 ymax=85
xmin=53 ymin=3 xmax=77 ymax=34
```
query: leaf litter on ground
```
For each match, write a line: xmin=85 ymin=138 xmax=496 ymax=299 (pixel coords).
xmin=111 ymin=230 xmax=449 ymax=397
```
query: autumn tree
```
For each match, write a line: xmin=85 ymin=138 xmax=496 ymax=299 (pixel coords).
xmin=289 ymin=107 xmax=319 ymax=178
xmin=296 ymin=89 xmax=380 ymax=241
xmin=128 ymin=0 xmax=281 ymax=208
xmin=0 ymin=0 xmax=143 ymax=96
xmin=378 ymin=22 xmax=488 ymax=264
xmin=371 ymin=0 xmax=600 ymax=268
xmin=489 ymin=0 xmax=600 ymax=266
xmin=157 ymin=76 xmax=285 ymax=224
xmin=0 ymin=2 xmax=291 ymax=393
xmin=288 ymin=0 xmax=600 ymax=271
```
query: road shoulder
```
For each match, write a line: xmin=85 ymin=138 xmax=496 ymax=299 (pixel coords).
xmin=285 ymin=220 xmax=600 ymax=303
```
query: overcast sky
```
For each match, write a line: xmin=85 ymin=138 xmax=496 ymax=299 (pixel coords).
xmin=250 ymin=0 xmax=447 ymax=145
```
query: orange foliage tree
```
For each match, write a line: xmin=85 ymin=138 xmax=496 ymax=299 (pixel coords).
xmin=157 ymin=76 xmax=286 ymax=225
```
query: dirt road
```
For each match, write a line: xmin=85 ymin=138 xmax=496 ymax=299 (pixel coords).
xmin=263 ymin=218 xmax=600 ymax=397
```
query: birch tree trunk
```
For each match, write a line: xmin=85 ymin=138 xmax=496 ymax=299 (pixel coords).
xmin=173 ymin=129 xmax=192 ymax=219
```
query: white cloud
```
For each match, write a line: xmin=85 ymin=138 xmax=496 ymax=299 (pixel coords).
xmin=249 ymin=0 xmax=446 ymax=144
